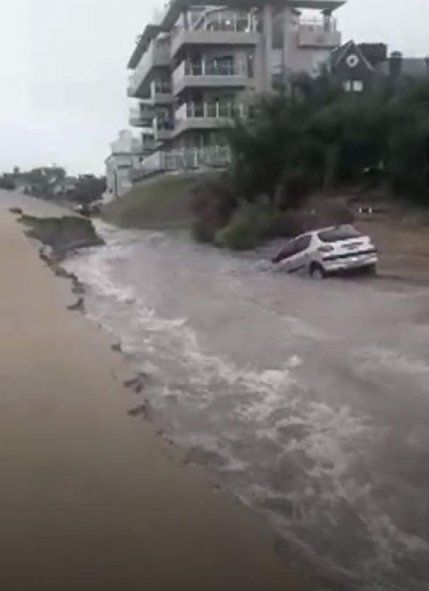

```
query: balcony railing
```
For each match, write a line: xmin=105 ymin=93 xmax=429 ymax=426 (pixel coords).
xmin=153 ymin=117 xmax=175 ymax=140
xmin=134 ymin=145 xmax=232 ymax=179
xmin=170 ymin=9 xmax=260 ymax=57
xmin=172 ymin=59 xmax=249 ymax=92
xmin=168 ymin=146 xmax=232 ymax=169
xmin=129 ymin=104 xmax=155 ymax=126
xmin=298 ymin=18 xmax=341 ymax=48
xmin=147 ymin=79 xmax=173 ymax=104
xmin=172 ymin=8 xmax=258 ymax=36
xmin=176 ymin=101 xmax=246 ymax=120
xmin=128 ymin=40 xmax=170 ymax=96
xmin=185 ymin=60 xmax=245 ymax=76
xmin=152 ymin=80 xmax=172 ymax=94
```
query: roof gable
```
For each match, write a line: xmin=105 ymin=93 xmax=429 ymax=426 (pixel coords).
xmin=331 ymin=40 xmax=374 ymax=74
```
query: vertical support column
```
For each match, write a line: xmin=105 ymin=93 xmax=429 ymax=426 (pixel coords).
xmin=183 ymin=11 xmax=189 ymax=31
xmin=263 ymin=3 xmax=273 ymax=92
xmin=282 ymin=6 xmax=292 ymax=89
xmin=254 ymin=3 xmax=273 ymax=94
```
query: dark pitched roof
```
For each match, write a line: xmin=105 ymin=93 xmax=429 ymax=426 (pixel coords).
xmin=331 ymin=40 xmax=374 ymax=71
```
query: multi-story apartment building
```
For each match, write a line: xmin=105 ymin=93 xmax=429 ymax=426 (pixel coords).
xmin=127 ymin=0 xmax=345 ymax=176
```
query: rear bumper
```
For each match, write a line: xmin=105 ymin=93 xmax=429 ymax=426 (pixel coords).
xmin=323 ymin=254 xmax=378 ymax=273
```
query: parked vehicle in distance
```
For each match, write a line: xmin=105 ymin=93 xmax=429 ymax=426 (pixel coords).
xmin=272 ymin=225 xmax=378 ymax=279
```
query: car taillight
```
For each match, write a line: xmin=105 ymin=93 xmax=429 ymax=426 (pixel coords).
xmin=318 ymin=245 xmax=334 ymax=253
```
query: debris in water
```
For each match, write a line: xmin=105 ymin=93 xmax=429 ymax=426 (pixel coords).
xmin=127 ymin=402 xmax=150 ymax=420
xmin=67 ymin=297 xmax=84 ymax=312
xmin=123 ymin=372 xmax=150 ymax=393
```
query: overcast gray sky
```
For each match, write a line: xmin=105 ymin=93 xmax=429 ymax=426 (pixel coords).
xmin=1 ymin=0 xmax=428 ymax=175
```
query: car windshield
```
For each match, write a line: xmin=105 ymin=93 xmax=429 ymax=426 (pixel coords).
xmin=318 ymin=226 xmax=362 ymax=243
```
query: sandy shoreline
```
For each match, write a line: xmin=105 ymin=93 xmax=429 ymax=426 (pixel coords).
xmin=0 ymin=202 xmax=328 ymax=590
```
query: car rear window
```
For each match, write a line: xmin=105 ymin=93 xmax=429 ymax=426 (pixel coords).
xmin=318 ymin=226 xmax=362 ymax=243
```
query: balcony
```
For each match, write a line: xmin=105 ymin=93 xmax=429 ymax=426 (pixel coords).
xmin=128 ymin=40 xmax=170 ymax=98
xmin=174 ymin=101 xmax=245 ymax=136
xmin=149 ymin=80 xmax=174 ymax=105
xmin=298 ymin=19 xmax=341 ymax=48
xmin=129 ymin=103 xmax=155 ymax=127
xmin=153 ymin=118 xmax=175 ymax=142
xmin=134 ymin=145 xmax=232 ymax=180
xmin=167 ymin=145 xmax=232 ymax=169
xmin=171 ymin=10 xmax=259 ymax=58
xmin=172 ymin=59 xmax=252 ymax=95
xmin=141 ymin=136 xmax=157 ymax=154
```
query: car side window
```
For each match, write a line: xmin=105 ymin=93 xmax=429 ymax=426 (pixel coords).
xmin=277 ymin=240 xmax=297 ymax=260
xmin=274 ymin=235 xmax=311 ymax=263
xmin=293 ymin=235 xmax=311 ymax=254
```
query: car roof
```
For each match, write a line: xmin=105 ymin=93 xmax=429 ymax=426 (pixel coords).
xmin=294 ymin=224 xmax=359 ymax=240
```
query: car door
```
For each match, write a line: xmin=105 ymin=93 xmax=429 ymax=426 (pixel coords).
xmin=280 ymin=235 xmax=312 ymax=274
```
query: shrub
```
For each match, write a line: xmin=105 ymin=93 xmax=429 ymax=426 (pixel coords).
xmin=214 ymin=204 xmax=310 ymax=250
xmin=215 ymin=211 xmax=261 ymax=250
xmin=192 ymin=217 xmax=217 ymax=243
xmin=190 ymin=176 xmax=237 ymax=243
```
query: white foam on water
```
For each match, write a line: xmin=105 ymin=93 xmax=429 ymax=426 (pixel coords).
xmin=355 ymin=346 xmax=429 ymax=376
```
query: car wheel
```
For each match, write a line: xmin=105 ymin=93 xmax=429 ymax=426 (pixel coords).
xmin=310 ymin=263 xmax=326 ymax=280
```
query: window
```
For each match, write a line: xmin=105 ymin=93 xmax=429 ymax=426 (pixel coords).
xmin=294 ymin=235 xmax=312 ymax=254
xmin=206 ymin=56 xmax=235 ymax=76
xmin=272 ymin=235 xmax=311 ymax=263
xmin=318 ymin=226 xmax=362 ymax=243
xmin=343 ymin=80 xmax=364 ymax=93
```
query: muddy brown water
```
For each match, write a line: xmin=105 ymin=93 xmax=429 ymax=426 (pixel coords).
xmin=60 ymin=218 xmax=429 ymax=591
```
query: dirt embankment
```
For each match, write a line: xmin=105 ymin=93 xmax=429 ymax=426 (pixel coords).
xmin=101 ymin=172 xmax=219 ymax=230
xmin=12 ymin=211 xmax=104 ymax=312
xmin=18 ymin=214 xmax=104 ymax=259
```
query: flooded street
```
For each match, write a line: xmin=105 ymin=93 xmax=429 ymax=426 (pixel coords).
xmin=62 ymin=221 xmax=429 ymax=591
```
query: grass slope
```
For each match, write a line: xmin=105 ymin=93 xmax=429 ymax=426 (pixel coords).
xmin=101 ymin=173 xmax=215 ymax=230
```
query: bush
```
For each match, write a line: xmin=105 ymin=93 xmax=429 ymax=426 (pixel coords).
xmin=190 ymin=176 xmax=237 ymax=243
xmin=214 ymin=206 xmax=261 ymax=250
xmin=192 ymin=217 xmax=217 ymax=243
xmin=214 ymin=204 xmax=311 ymax=250
xmin=212 ymin=201 xmax=357 ymax=251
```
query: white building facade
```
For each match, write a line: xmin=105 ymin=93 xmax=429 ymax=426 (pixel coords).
xmin=127 ymin=0 xmax=346 ymax=178
xmin=105 ymin=130 xmax=147 ymax=199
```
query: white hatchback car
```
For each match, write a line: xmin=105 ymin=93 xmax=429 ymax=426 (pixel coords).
xmin=272 ymin=225 xmax=378 ymax=279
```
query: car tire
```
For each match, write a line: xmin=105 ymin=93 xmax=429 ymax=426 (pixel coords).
xmin=309 ymin=263 xmax=326 ymax=280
